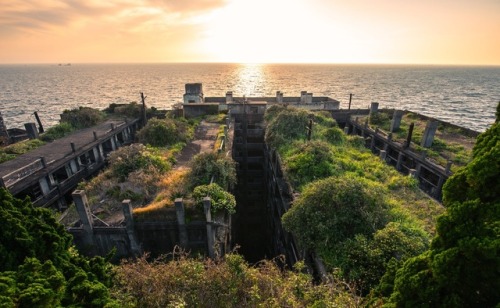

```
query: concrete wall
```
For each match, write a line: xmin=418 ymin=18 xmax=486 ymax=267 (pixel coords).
xmin=183 ymin=104 xmax=219 ymax=118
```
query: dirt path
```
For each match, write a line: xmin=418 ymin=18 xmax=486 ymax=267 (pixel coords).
xmin=175 ymin=120 xmax=220 ymax=169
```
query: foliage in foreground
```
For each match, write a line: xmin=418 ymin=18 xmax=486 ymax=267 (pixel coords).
xmin=114 ymin=253 xmax=360 ymax=307
xmin=0 ymin=189 xmax=117 ymax=307
xmin=386 ymin=103 xmax=500 ymax=307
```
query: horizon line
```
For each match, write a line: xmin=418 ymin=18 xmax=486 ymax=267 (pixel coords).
xmin=1 ymin=61 xmax=500 ymax=67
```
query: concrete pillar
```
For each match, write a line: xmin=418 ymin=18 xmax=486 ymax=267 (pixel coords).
xmin=38 ymin=177 xmax=51 ymax=195
xmin=409 ymin=169 xmax=418 ymax=178
xmin=0 ymin=111 xmax=10 ymax=146
xmin=370 ymin=136 xmax=376 ymax=151
xmin=226 ymin=91 xmax=233 ymax=104
xmin=203 ymin=197 xmax=215 ymax=259
xmin=379 ymin=150 xmax=387 ymax=161
xmin=175 ymin=198 xmax=188 ymax=248
xmin=93 ymin=131 xmax=98 ymax=141
xmin=421 ymin=121 xmax=439 ymax=148
xmin=396 ymin=151 xmax=404 ymax=171
xmin=370 ymin=102 xmax=379 ymax=114
xmin=72 ymin=190 xmax=94 ymax=248
xmin=390 ymin=110 xmax=404 ymax=132
xmin=122 ymin=199 xmax=141 ymax=256
xmin=276 ymin=91 xmax=283 ymax=103
xmin=24 ymin=123 xmax=39 ymax=139
xmin=343 ymin=126 xmax=350 ymax=134
xmin=445 ymin=160 xmax=452 ymax=174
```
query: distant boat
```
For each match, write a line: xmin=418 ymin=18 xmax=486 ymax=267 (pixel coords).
xmin=58 ymin=63 xmax=71 ymax=66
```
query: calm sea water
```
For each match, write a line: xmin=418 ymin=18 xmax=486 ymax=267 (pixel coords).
xmin=1 ymin=63 xmax=499 ymax=132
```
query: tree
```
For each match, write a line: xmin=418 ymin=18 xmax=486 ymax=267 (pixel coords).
xmin=0 ymin=189 xmax=117 ymax=306
xmin=388 ymin=102 xmax=500 ymax=307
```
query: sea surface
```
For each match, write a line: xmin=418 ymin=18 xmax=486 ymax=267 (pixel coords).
xmin=1 ymin=63 xmax=499 ymax=132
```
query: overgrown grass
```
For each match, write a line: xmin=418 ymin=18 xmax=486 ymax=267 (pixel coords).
xmin=114 ymin=253 xmax=360 ymax=307
xmin=367 ymin=110 xmax=474 ymax=170
xmin=266 ymin=105 xmax=444 ymax=295
xmin=0 ymin=139 xmax=46 ymax=163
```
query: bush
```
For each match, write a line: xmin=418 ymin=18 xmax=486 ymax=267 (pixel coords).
xmin=265 ymin=107 xmax=310 ymax=149
xmin=324 ymin=127 xmax=346 ymax=144
xmin=369 ymin=111 xmax=390 ymax=127
xmin=60 ymin=107 xmax=105 ymax=129
xmin=138 ymin=118 xmax=193 ymax=147
xmin=193 ymin=183 xmax=236 ymax=214
xmin=40 ymin=122 xmax=75 ymax=142
xmin=188 ymin=152 xmax=237 ymax=190
xmin=0 ymin=189 xmax=117 ymax=306
xmin=284 ymin=140 xmax=337 ymax=188
xmin=282 ymin=174 xmax=389 ymax=251
xmin=114 ymin=253 xmax=359 ymax=307
xmin=107 ymin=144 xmax=170 ymax=182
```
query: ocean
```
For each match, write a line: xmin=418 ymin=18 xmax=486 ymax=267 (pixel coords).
xmin=1 ymin=63 xmax=499 ymax=132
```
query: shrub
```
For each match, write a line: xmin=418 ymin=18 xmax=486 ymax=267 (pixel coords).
xmin=265 ymin=107 xmax=310 ymax=149
xmin=188 ymin=152 xmax=237 ymax=190
xmin=138 ymin=118 xmax=193 ymax=147
xmin=107 ymin=144 xmax=170 ymax=182
xmin=40 ymin=122 xmax=75 ymax=142
xmin=60 ymin=107 xmax=105 ymax=129
xmin=324 ymin=127 xmax=346 ymax=145
xmin=369 ymin=111 xmax=390 ymax=127
xmin=193 ymin=183 xmax=236 ymax=214
xmin=114 ymin=253 xmax=359 ymax=307
xmin=284 ymin=140 xmax=337 ymax=188
xmin=282 ymin=174 xmax=389 ymax=251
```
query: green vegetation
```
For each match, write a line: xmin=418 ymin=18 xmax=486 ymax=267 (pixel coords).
xmin=60 ymin=107 xmax=106 ymax=129
xmin=77 ymin=144 xmax=173 ymax=220
xmin=188 ymin=152 xmax=237 ymax=190
xmin=40 ymin=122 xmax=75 ymax=142
xmin=385 ymin=103 xmax=500 ymax=307
xmin=266 ymin=105 xmax=442 ymax=295
xmin=0 ymin=139 xmax=46 ymax=163
xmin=0 ymin=189 xmax=117 ymax=307
xmin=114 ymin=253 xmax=359 ymax=307
xmin=368 ymin=110 xmax=475 ymax=171
xmin=137 ymin=118 xmax=193 ymax=147
xmin=193 ymin=183 xmax=236 ymax=214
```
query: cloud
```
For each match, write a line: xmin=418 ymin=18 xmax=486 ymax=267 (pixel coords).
xmin=0 ymin=0 xmax=227 ymax=35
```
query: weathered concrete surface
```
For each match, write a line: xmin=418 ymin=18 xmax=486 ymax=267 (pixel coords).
xmin=175 ymin=120 xmax=220 ymax=168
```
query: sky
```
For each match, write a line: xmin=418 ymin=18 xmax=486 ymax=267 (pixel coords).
xmin=1 ymin=0 xmax=499 ymax=65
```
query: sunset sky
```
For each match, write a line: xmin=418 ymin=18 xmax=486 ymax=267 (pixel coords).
xmin=1 ymin=0 xmax=499 ymax=65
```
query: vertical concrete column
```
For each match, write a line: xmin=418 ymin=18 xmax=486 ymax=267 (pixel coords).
xmin=72 ymin=190 xmax=94 ymax=248
xmin=445 ymin=160 xmax=453 ymax=174
xmin=175 ymin=198 xmax=188 ymax=248
xmin=370 ymin=102 xmax=379 ymax=114
xmin=390 ymin=110 xmax=404 ymax=132
xmin=421 ymin=121 xmax=439 ymax=148
xmin=0 ymin=111 xmax=10 ymax=145
xmin=396 ymin=151 xmax=404 ymax=171
xmin=122 ymin=199 xmax=142 ymax=256
xmin=379 ymin=150 xmax=387 ymax=161
xmin=203 ymin=197 xmax=215 ymax=259
xmin=409 ymin=169 xmax=418 ymax=178
xmin=343 ymin=126 xmax=350 ymax=134
xmin=370 ymin=136 xmax=376 ymax=151
xmin=24 ymin=123 xmax=39 ymax=139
